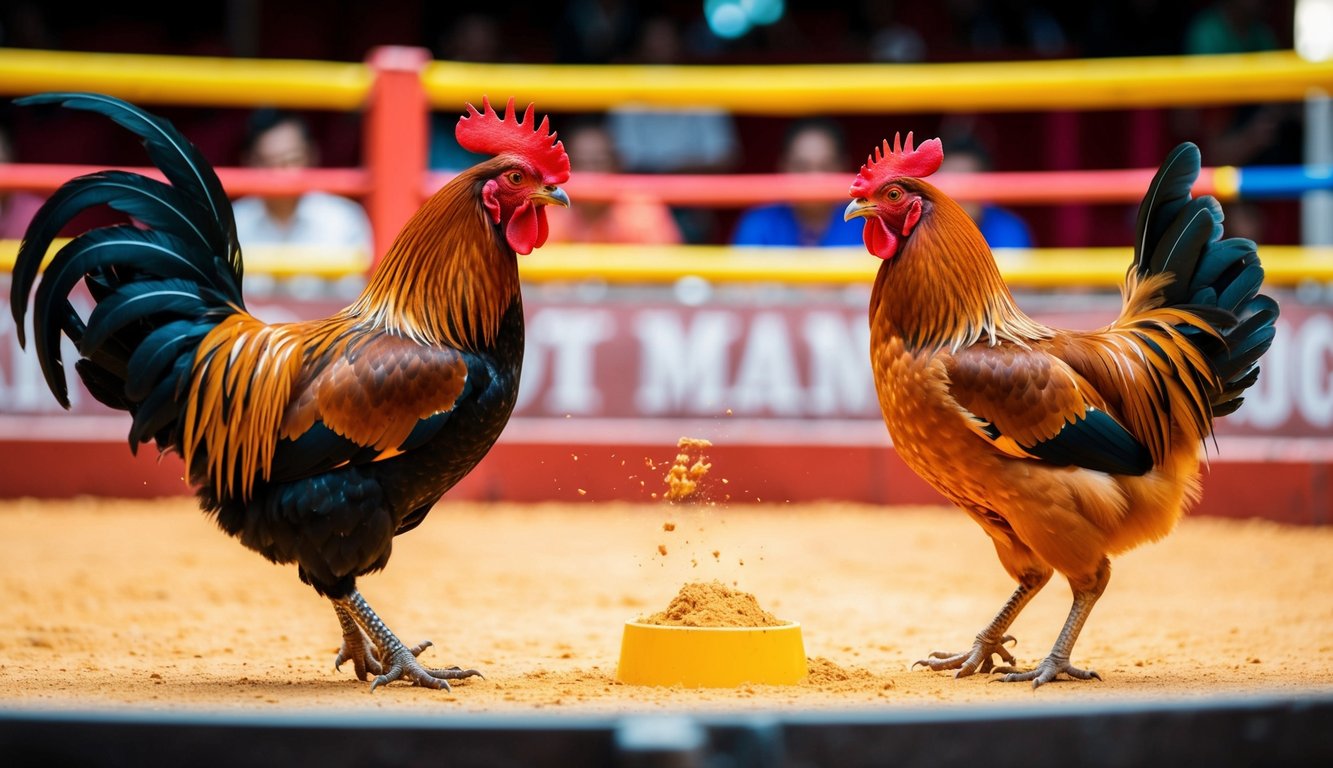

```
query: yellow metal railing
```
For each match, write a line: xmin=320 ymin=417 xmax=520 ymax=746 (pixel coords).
xmin=4 ymin=241 xmax=1329 ymax=288
xmin=421 ymin=51 xmax=1333 ymax=114
xmin=4 ymin=48 xmax=1332 ymax=114
xmin=0 ymin=48 xmax=371 ymax=109
xmin=522 ymin=245 xmax=1333 ymax=288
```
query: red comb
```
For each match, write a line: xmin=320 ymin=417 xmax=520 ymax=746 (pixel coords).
xmin=849 ymin=132 xmax=943 ymax=197
xmin=456 ymin=96 xmax=570 ymax=184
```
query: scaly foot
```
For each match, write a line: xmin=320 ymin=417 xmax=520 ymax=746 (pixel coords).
xmin=995 ymin=654 xmax=1100 ymax=688
xmin=370 ymin=643 xmax=482 ymax=692
xmin=334 ymin=623 xmax=383 ymax=680
xmin=334 ymin=627 xmax=433 ymax=682
xmin=331 ymin=590 xmax=483 ymax=692
xmin=913 ymin=634 xmax=1017 ymax=678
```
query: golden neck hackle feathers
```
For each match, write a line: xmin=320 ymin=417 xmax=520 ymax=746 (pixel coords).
xmin=349 ymin=159 xmax=519 ymax=351
xmin=870 ymin=183 xmax=1050 ymax=353
xmin=183 ymin=161 xmax=520 ymax=500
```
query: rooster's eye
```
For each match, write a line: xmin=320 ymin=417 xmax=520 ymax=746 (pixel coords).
xmin=887 ymin=187 xmax=903 ymax=202
xmin=507 ymin=171 xmax=524 ymax=184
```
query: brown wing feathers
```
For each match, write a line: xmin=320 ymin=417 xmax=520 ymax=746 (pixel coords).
xmin=282 ymin=334 xmax=468 ymax=451
xmin=948 ymin=347 xmax=1099 ymax=449
xmin=184 ymin=317 xmax=468 ymax=499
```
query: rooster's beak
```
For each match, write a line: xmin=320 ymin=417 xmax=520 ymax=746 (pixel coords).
xmin=844 ymin=199 xmax=874 ymax=221
xmin=533 ymin=186 xmax=570 ymax=208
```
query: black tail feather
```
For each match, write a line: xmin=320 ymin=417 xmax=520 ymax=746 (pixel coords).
xmin=125 ymin=320 xmax=212 ymax=402
xmin=1134 ymin=142 xmax=1202 ymax=275
xmin=1133 ymin=142 xmax=1279 ymax=416
xmin=13 ymin=92 xmax=239 ymax=270
xmin=79 ymin=278 xmax=211 ymax=357
xmin=29 ymin=225 xmax=220 ymax=406
xmin=8 ymin=91 xmax=243 ymax=454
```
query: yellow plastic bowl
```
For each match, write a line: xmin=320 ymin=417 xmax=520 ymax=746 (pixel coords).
xmin=615 ymin=620 xmax=808 ymax=688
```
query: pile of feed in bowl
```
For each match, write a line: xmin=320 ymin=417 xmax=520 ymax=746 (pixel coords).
xmin=640 ymin=580 xmax=786 ymax=628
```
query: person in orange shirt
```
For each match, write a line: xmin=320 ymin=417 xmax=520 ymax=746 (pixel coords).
xmin=545 ymin=118 xmax=684 ymax=245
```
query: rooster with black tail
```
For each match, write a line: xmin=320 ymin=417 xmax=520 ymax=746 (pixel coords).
xmin=9 ymin=93 xmax=570 ymax=691
xmin=845 ymin=137 xmax=1277 ymax=687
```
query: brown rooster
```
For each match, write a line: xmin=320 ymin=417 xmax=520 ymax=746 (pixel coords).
xmin=9 ymin=93 xmax=569 ymax=690
xmin=844 ymin=135 xmax=1277 ymax=686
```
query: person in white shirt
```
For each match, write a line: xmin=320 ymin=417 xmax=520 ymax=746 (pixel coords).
xmin=232 ymin=108 xmax=372 ymax=249
xmin=230 ymin=108 xmax=373 ymax=306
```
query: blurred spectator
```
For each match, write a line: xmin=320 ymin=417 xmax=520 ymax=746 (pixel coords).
xmin=545 ymin=118 xmax=683 ymax=245
xmin=1177 ymin=0 xmax=1300 ymax=168
xmin=939 ymin=132 xmax=1034 ymax=248
xmin=0 ymin=122 xmax=45 ymax=239
xmin=606 ymin=15 xmax=740 ymax=176
xmin=553 ymin=0 xmax=642 ymax=64
xmin=1184 ymin=0 xmax=1277 ymax=54
xmin=1080 ymin=0 xmax=1190 ymax=58
xmin=860 ymin=0 xmax=929 ymax=63
xmin=730 ymin=117 xmax=863 ymax=247
xmin=944 ymin=0 xmax=1069 ymax=59
xmin=231 ymin=108 xmax=372 ymax=251
xmin=606 ymin=14 xmax=741 ymax=242
xmin=428 ymin=13 xmax=502 ymax=172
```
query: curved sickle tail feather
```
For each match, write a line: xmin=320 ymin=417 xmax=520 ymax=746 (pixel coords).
xmin=1131 ymin=142 xmax=1279 ymax=419
xmin=8 ymin=92 xmax=245 ymax=454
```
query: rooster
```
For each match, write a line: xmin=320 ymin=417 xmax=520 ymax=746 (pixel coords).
xmin=9 ymin=92 xmax=570 ymax=691
xmin=844 ymin=135 xmax=1277 ymax=687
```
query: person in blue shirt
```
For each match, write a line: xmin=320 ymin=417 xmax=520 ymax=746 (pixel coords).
xmin=938 ymin=133 xmax=1034 ymax=249
xmin=731 ymin=117 xmax=864 ymax=247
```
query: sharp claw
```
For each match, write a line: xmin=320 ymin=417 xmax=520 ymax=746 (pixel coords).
xmin=426 ymin=666 xmax=483 ymax=681
xmin=996 ymin=657 xmax=1100 ymax=686
xmin=334 ymin=593 xmax=477 ymax=692
xmin=913 ymin=636 xmax=1017 ymax=676
xmin=369 ymin=670 xmax=395 ymax=693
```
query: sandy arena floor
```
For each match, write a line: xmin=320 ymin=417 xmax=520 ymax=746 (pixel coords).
xmin=0 ymin=496 xmax=1330 ymax=715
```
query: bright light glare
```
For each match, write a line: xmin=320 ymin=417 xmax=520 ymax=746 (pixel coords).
xmin=1296 ymin=0 xmax=1333 ymax=62
xmin=706 ymin=0 xmax=751 ymax=39
xmin=705 ymin=0 xmax=785 ymax=40
xmin=742 ymin=0 xmax=785 ymax=26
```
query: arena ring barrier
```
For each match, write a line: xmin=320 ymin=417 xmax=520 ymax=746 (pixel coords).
xmin=3 ymin=46 xmax=1333 ymax=273
xmin=1 ymin=43 xmax=1331 ymax=767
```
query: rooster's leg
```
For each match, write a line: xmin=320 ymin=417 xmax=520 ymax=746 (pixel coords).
xmin=914 ymin=568 xmax=1050 ymax=678
xmin=332 ymin=603 xmax=434 ymax=681
xmin=331 ymin=590 xmax=482 ymax=691
xmin=333 ymin=603 xmax=384 ymax=680
xmin=996 ymin=558 xmax=1109 ymax=688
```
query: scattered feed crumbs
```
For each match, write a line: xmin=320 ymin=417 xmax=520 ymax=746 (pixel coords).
xmin=663 ymin=437 xmax=712 ymax=502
